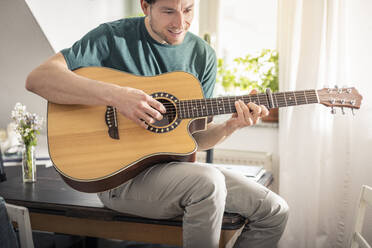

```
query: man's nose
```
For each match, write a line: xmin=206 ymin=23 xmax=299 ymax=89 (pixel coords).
xmin=172 ymin=12 xmax=184 ymax=29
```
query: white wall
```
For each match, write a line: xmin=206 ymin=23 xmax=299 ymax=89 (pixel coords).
xmin=0 ymin=0 xmax=54 ymax=131
xmin=25 ymin=0 xmax=126 ymax=52
xmin=0 ymin=0 xmax=128 ymax=131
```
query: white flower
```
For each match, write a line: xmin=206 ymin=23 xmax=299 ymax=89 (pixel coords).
xmin=11 ymin=103 xmax=44 ymax=144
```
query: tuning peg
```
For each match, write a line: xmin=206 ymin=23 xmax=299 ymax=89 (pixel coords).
xmin=331 ymin=107 xmax=336 ymax=114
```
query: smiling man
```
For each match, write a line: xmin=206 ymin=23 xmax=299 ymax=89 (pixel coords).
xmin=26 ymin=0 xmax=288 ymax=247
xmin=143 ymin=0 xmax=193 ymax=44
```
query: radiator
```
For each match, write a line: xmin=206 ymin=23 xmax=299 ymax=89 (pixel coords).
xmin=196 ymin=149 xmax=272 ymax=171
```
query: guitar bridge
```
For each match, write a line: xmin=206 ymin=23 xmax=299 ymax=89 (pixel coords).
xmin=105 ymin=106 xmax=119 ymax=140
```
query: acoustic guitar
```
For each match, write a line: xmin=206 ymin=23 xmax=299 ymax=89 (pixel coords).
xmin=47 ymin=67 xmax=362 ymax=193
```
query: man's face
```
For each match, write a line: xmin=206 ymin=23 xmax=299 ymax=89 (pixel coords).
xmin=142 ymin=0 xmax=194 ymax=45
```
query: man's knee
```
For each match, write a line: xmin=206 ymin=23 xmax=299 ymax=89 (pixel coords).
xmin=185 ymin=165 xmax=227 ymax=205
xmin=262 ymin=192 xmax=289 ymax=230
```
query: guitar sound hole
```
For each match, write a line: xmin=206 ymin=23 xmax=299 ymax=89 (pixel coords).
xmin=152 ymin=98 xmax=177 ymax=127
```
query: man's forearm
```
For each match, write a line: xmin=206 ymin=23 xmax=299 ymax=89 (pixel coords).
xmin=193 ymin=121 xmax=237 ymax=151
xmin=26 ymin=53 xmax=117 ymax=106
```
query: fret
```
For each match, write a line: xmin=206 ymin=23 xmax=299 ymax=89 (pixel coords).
xmin=178 ymin=101 xmax=183 ymax=119
xmin=283 ymin=92 xmax=288 ymax=107
xmin=180 ymin=101 xmax=185 ymax=119
xmin=202 ymin=99 xmax=207 ymax=117
xmin=196 ymin=99 xmax=200 ymax=117
xmin=293 ymin=92 xmax=298 ymax=105
xmin=258 ymin=94 xmax=269 ymax=108
xmin=200 ymin=99 xmax=207 ymax=116
xmin=250 ymin=94 xmax=258 ymax=105
xmin=303 ymin=91 xmax=308 ymax=104
xmin=212 ymin=98 xmax=218 ymax=115
xmin=295 ymin=91 xmax=307 ymax=105
xmin=191 ymin=100 xmax=195 ymax=117
xmin=233 ymin=96 xmax=238 ymax=112
xmin=221 ymin=98 xmax=227 ymax=114
xmin=186 ymin=100 xmax=191 ymax=118
xmin=194 ymin=99 xmax=199 ymax=117
xmin=217 ymin=98 xmax=223 ymax=115
xmin=177 ymin=101 xmax=185 ymax=118
xmin=285 ymin=92 xmax=296 ymax=106
xmin=181 ymin=102 xmax=185 ymax=119
xmin=305 ymin=90 xmax=318 ymax=104
xmin=274 ymin=93 xmax=286 ymax=108
xmin=273 ymin=93 xmax=279 ymax=108
xmin=182 ymin=100 xmax=186 ymax=118
xmin=228 ymin=97 xmax=233 ymax=113
xmin=197 ymin=100 xmax=202 ymax=117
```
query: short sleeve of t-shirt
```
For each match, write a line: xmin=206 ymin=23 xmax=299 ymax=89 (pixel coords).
xmin=61 ymin=24 xmax=112 ymax=70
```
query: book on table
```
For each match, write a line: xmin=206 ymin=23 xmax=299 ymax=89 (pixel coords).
xmin=1 ymin=145 xmax=51 ymax=167
xmin=212 ymin=163 xmax=266 ymax=182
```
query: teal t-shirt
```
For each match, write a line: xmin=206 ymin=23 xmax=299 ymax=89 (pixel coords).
xmin=61 ymin=17 xmax=216 ymax=98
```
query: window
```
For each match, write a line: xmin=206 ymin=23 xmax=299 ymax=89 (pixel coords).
xmin=218 ymin=0 xmax=277 ymax=61
xmin=199 ymin=0 xmax=278 ymax=95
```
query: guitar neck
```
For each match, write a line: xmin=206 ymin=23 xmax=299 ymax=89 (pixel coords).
xmin=177 ymin=89 xmax=319 ymax=119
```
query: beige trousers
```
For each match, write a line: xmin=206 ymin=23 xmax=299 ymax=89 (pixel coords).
xmin=97 ymin=162 xmax=289 ymax=248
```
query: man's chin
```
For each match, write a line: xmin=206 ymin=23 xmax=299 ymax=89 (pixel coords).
xmin=166 ymin=36 xmax=186 ymax=45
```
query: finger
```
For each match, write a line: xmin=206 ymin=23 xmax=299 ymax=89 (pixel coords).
xmin=248 ymin=102 xmax=261 ymax=123
xmin=142 ymin=102 xmax=163 ymax=121
xmin=239 ymin=100 xmax=253 ymax=125
xmin=148 ymin=96 xmax=166 ymax=114
xmin=260 ymin=105 xmax=270 ymax=117
xmin=134 ymin=117 xmax=148 ymax=129
xmin=234 ymin=100 xmax=245 ymax=124
xmin=137 ymin=111 xmax=155 ymax=124
xmin=249 ymin=89 xmax=258 ymax=95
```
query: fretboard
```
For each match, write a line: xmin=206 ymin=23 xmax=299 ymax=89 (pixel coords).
xmin=177 ymin=90 xmax=319 ymax=119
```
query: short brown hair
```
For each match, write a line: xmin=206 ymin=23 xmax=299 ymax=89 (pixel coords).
xmin=144 ymin=0 xmax=156 ymax=4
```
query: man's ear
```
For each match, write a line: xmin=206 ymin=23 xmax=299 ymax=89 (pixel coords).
xmin=140 ymin=0 xmax=150 ymax=16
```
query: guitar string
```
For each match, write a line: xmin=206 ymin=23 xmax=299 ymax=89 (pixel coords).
xmin=155 ymin=98 xmax=320 ymax=116
xmin=155 ymin=95 xmax=318 ymax=106
xmin=157 ymin=95 xmax=319 ymax=110
xmin=157 ymin=95 xmax=319 ymax=108
xmin=126 ymin=92 xmax=320 ymax=116
xmin=157 ymin=96 xmax=319 ymax=110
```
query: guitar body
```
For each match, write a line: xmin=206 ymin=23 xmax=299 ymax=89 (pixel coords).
xmin=48 ymin=67 xmax=207 ymax=193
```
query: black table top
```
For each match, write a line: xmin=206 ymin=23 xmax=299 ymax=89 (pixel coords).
xmin=0 ymin=165 xmax=246 ymax=229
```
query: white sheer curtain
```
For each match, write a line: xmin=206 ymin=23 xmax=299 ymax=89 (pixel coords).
xmin=277 ymin=0 xmax=372 ymax=247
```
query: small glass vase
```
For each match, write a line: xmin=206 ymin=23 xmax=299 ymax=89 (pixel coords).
xmin=22 ymin=144 xmax=36 ymax=183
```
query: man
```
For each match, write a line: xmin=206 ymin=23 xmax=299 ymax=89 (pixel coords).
xmin=26 ymin=0 xmax=289 ymax=247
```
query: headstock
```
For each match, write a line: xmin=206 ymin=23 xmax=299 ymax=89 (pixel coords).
xmin=317 ymin=87 xmax=362 ymax=114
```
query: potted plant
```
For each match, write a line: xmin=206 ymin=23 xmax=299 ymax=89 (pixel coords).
xmin=216 ymin=49 xmax=279 ymax=122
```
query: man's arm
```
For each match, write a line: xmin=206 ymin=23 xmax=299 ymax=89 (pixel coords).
xmin=26 ymin=53 xmax=165 ymax=128
xmin=193 ymin=93 xmax=269 ymax=151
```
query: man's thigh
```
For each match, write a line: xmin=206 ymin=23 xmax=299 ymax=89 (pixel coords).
xmin=214 ymin=167 xmax=270 ymax=217
xmin=98 ymin=162 xmax=225 ymax=219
